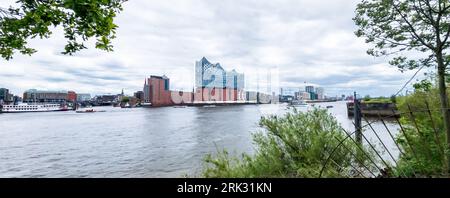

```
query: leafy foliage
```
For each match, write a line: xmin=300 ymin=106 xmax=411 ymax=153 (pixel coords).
xmin=354 ymin=0 xmax=450 ymax=71
xmin=390 ymin=94 xmax=397 ymax=103
xmin=355 ymin=0 xmax=450 ymax=172
xmin=413 ymin=79 xmax=433 ymax=92
xmin=203 ymin=108 xmax=376 ymax=178
xmin=0 ymin=0 xmax=126 ymax=60
xmin=121 ymin=96 xmax=129 ymax=103
xmin=363 ymin=96 xmax=394 ymax=103
xmin=395 ymin=88 xmax=450 ymax=177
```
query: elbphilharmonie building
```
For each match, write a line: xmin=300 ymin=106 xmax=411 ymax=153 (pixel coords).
xmin=195 ymin=57 xmax=244 ymax=89
xmin=194 ymin=57 xmax=245 ymax=101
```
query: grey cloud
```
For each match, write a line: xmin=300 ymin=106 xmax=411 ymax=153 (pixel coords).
xmin=44 ymin=77 xmax=69 ymax=82
xmin=0 ymin=0 xmax=421 ymax=97
xmin=65 ymin=69 xmax=126 ymax=81
xmin=100 ymin=60 xmax=127 ymax=70
xmin=0 ymin=73 xmax=24 ymax=78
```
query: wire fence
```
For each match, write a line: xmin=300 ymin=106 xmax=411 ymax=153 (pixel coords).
xmin=318 ymin=99 xmax=449 ymax=178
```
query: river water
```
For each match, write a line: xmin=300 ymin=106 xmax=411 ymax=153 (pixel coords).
xmin=0 ymin=101 xmax=399 ymax=177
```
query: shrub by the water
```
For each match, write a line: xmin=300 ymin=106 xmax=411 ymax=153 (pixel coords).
xmin=394 ymin=89 xmax=450 ymax=177
xmin=202 ymin=108 xmax=375 ymax=178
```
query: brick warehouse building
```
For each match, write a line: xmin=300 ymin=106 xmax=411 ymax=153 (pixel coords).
xmin=23 ymin=89 xmax=77 ymax=104
xmin=193 ymin=87 xmax=239 ymax=102
xmin=144 ymin=75 xmax=173 ymax=106
xmin=67 ymin=91 xmax=77 ymax=102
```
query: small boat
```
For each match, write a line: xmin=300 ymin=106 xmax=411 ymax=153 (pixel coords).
xmin=121 ymin=102 xmax=132 ymax=108
xmin=141 ymin=103 xmax=152 ymax=108
xmin=76 ymin=108 xmax=104 ymax=113
xmin=203 ymin=105 xmax=216 ymax=108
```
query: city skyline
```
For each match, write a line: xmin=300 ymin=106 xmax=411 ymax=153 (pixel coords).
xmin=0 ymin=0 xmax=426 ymax=97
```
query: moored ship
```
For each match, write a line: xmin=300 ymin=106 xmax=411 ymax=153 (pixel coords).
xmin=0 ymin=103 xmax=68 ymax=113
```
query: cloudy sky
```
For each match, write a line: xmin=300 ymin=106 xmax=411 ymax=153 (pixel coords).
xmin=0 ymin=0 xmax=426 ymax=97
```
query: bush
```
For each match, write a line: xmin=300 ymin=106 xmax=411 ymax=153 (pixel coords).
xmin=394 ymin=88 xmax=450 ymax=177
xmin=363 ymin=97 xmax=393 ymax=104
xmin=202 ymin=108 xmax=376 ymax=178
xmin=121 ymin=96 xmax=130 ymax=103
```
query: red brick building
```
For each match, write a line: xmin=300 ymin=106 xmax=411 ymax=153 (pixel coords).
xmin=194 ymin=87 xmax=238 ymax=102
xmin=170 ymin=91 xmax=193 ymax=104
xmin=67 ymin=91 xmax=77 ymax=102
xmin=146 ymin=75 xmax=173 ymax=107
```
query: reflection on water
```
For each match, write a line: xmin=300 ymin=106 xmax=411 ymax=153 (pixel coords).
xmin=0 ymin=101 xmax=398 ymax=177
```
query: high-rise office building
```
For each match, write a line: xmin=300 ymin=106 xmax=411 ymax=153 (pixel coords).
xmin=143 ymin=75 xmax=172 ymax=106
xmin=0 ymin=88 xmax=13 ymax=104
xmin=316 ymin=87 xmax=324 ymax=100
xmin=305 ymin=86 xmax=315 ymax=93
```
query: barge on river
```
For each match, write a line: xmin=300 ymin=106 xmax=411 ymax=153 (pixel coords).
xmin=347 ymin=101 xmax=400 ymax=117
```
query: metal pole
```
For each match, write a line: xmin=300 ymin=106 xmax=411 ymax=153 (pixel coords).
xmin=354 ymin=91 xmax=362 ymax=145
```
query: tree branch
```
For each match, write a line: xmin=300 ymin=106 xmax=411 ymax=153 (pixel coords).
xmin=392 ymin=1 xmax=436 ymax=51
xmin=412 ymin=0 xmax=436 ymax=27
xmin=423 ymin=0 xmax=440 ymax=14
xmin=440 ymin=7 xmax=450 ymax=46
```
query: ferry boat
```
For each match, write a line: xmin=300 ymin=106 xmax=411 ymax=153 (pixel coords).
xmin=0 ymin=103 xmax=68 ymax=113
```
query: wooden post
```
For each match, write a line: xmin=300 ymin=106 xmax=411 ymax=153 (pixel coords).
xmin=354 ymin=92 xmax=362 ymax=145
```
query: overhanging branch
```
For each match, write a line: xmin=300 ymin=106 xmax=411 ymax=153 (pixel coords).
xmin=392 ymin=1 xmax=436 ymax=51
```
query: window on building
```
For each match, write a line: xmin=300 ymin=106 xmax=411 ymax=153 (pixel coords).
xmin=164 ymin=79 xmax=169 ymax=91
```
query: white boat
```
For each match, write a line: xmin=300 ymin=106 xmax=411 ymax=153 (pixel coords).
xmin=121 ymin=102 xmax=132 ymax=108
xmin=141 ymin=102 xmax=152 ymax=108
xmin=0 ymin=103 xmax=68 ymax=113
xmin=289 ymin=100 xmax=308 ymax=107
